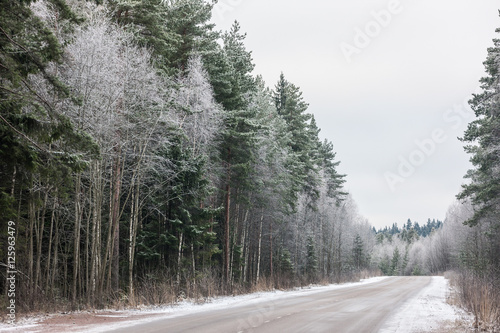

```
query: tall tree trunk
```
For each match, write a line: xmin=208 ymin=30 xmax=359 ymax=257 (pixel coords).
xmin=45 ymin=197 xmax=57 ymax=294
xmin=111 ymin=150 xmax=121 ymax=292
xmin=269 ymin=220 xmax=273 ymax=285
xmin=90 ymin=160 xmax=103 ymax=306
xmin=256 ymin=211 xmax=263 ymax=284
xmin=128 ymin=179 xmax=140 ymax=303
xmin=176 ymin=232 xmax=184 ymax=285
xmin=102 ymin=159 xmax=114 ymax=296
xmin=63 ymin=242 xmax=68 ymax=298
xmin=28 ymin=186 xmax=35 ymax=301
xmin=51 ymin=210 xmax=60 ymax=294
xmin=85 ymin=196 xmax=91 ymax=305
xmin=230 ymin=203 xmax=240 ymax=282
xmin=73 ymin=174 xmax=82 ymax=306
xmin=224 ymin=160 xmax=231 ymax=285
xmin=242 ymin=223 xmax=250 ymax=283
xmin=35 ymin=188 xmax=48 ymax=293
xmin=240 ymin=209 xmax=249 ymax=282
xmin=191 ymin=243 xmax=196 ymax=290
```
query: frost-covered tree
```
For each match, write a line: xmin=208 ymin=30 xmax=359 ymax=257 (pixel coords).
xmin=176 ymin=55 xmax=222 ymax=157
xmin=30 ymin=3 xmax=176 ymax=304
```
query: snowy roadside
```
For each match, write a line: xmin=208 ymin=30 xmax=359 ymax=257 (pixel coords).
xmin=0 ymin=277 xmax=388 ymax=333
xmin=379 ymin=276 xmax=472 ymax=333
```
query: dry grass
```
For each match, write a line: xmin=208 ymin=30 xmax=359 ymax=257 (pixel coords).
xmin=445 ymin=270 xmax=500 ymax=332
xmin=249 ymin=276 xmax=275 ymax=293
xmin=419 ymin=319 xmax=477 ymax=333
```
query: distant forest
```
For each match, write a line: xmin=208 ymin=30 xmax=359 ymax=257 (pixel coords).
xmin=375 ymin=219 xmax=443 ymax=238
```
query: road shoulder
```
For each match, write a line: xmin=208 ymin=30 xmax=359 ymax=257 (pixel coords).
xmin=379 ymin=276 xmax=469 ymax=333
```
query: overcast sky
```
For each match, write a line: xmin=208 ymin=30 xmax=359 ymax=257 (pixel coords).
xmin=211 ymin=0 xmax=500 ymax=229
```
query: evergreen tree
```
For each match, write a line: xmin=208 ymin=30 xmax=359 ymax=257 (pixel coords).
xmin=414 ymin=222 xmax=421 ymax=235
xmin=0 ymin=0 xmax=86 ymax=221
xmin=0 ymin=0 xmax=100 ymax=304
xmin=216 ymin=21 xmax=258 ymax=284
xmin=278 ymin=249 xmax=294 ymax=279
xmin=379 ymin=254 xmax=391 ymax=275
xmin=319 ymin=139 xmax=346 ymax=200
xmin=390 ymin=247 xmax=400 ymax=276
xmin=0 ymin=0 xmax=366 ymax=307
xmin=0 ymin=0 xmax=96 ymax=204
xmin=458 ymin=16 xmax=500 ymax=277
xmin=375 ymin=233 xmax=385 ymax=245
xmin=401 ymin=246 xmax=409 ymax=274
xmin=352 ymin=234 xmax=366 ymax=270
xmin=110 ymin=0 xmax=218 ymax=75
xmin=219 ymin=21 xmax=255 ymax=110
xmin=390 ymin=223 xmax=399 ymax=235
xmin=305 ymin=237 xmax=318 ymax=279
xmin=272 ymin=73 xmax=318 ymax=207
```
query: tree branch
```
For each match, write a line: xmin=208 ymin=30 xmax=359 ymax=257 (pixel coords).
xmin=0 ymin=113 xmax=48 ymax=153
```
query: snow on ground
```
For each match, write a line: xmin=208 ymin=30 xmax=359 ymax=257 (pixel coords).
xmin=379 ymin=276 xmax=466 ymax=333
xmin=0 ymin=277 xmax=388 ymax=333
xmin=141 ymin=276 xmax=390 ymax=315
xmin=83 ymin=276 xmax=390 ymax=333
xmin=1 ymin=276 xmax=467 ymax=333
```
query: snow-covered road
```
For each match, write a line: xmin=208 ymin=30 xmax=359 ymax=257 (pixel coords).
xmin=0 ymin=276 xmax=463 ymax=333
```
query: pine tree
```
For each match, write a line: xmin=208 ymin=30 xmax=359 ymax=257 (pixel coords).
xmin=458 ymin=15 xmax=500 ymax=278
xmin=216 ymin=21 xmax=258 ymax=285
xmin=458 ymin=21 xmax=500 ymax=226
xmin=319 ymin=139 xmax=347 ymax=200
xmin=352 ymin=234 xmax=366 ymax=270
xmin=110 ymin=0 xmax=218 ymax=75
xmin=272 ymin=73 xmax=317 ymax=207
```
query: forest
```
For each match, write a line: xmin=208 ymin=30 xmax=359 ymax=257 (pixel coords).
xmin=0 ymin=0 xmax=499 ymax=330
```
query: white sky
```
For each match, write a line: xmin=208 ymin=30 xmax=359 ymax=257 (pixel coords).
xmin=211 ymin=0 xmax=500 ymax=229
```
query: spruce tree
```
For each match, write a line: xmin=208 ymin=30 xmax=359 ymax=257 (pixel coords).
xmin=458 ymin=20 xmax=500 ymax=227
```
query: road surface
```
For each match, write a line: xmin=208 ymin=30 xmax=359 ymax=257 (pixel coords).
xmin=107 ymin=276 xmax=432 ymax=333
